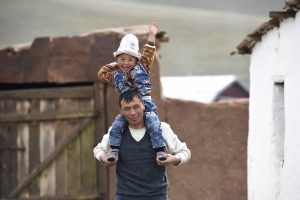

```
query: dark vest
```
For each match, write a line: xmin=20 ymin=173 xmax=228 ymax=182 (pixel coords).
xmin=116 ymin=127 xmax=167 ymax=197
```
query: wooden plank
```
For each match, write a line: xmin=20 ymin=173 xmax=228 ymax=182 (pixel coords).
xmin=17 ymin=123 xmax=30 ymax=198
xmin=15 ymin=127 xmax=29 ymax=176
xmin=39 ymin=100 xmax=57 ymax=196
xmin=8 ymin=118 xmax=91 ymax=198
xmin=0 ymin=99 xmax=5 ymax=113
xmin=0 ymin=111 xmax=94 ymax=123
xmin=28 ymin=100 xmax=41 ymax=196
xmin=0 ymin=125 xmax=5 ymax=197
xmin=67 ymin=120 xmax=81 ymax=195
xmin=106 ymin=86 xmax=119 ymax=126
xmin=3 ymin=100 xmax=18 ymax=196
xmin=79 ymin=98 xmax=94 ymax=112
xmin=93 ymin=82 xmax=109 ymax=199
xmin=55 ymin=125 xmax=69 ymax=196
xmin=80 ymin=96 xmax=96 ymax=194
xmin=0 ymin=122 xmax=16 ymax=197
xmin=81 ymin=122 xmax=97 ymax=193
xmin=0 ymin=100 xmax=6 ymax=197
xmin=55 ymin=99 xmax=77 ymax=196
xmin=58 ymin=99 xmax=82 ymax=195
xmin=0 ymin=86 xmax=93 ymax=99
xmin=16 ymin=101 xmax=30 ymax=194
xmin=105 ymin=86 xmax=118 ymax=200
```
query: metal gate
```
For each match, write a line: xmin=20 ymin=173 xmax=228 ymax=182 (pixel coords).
xmin=0 ymin=83 xmax=107 ymax=199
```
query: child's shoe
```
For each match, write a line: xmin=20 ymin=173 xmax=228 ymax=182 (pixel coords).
xmin=107 ymin=149 xmax=119 ymax=162
xmin=156 ymin=151 xmax=167 ymax=161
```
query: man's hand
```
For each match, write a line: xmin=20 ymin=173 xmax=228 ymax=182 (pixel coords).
xmin=99 ymin=153 xmax=117 ymax=167
xmin=156 ymin=154 xmax=181 ymax=166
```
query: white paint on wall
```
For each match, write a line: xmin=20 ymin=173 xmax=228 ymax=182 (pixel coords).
xmin=279 ymin=11 xmax=300 ymax=200
xmin=248 ymin=11 xmax=300 ymax=200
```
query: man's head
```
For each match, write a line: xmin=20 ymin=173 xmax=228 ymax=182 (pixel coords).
xmin=113 ymin=34 xmax=140 ymax=73
xmin=119 ymin=90 xmax=145 ymax=129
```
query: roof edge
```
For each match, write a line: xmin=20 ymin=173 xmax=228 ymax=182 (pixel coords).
xmin=231 ymin=1 xmax=300 ymax=55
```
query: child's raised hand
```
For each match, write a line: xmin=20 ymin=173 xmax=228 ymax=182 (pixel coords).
xmin=149 ymin=23 xmax=160 ymax=36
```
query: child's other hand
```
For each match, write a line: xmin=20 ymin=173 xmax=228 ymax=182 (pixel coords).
xmin=108 ymin=62 xmax=118 ymax=69
xmin=149 ymin=22 xmax=160 ymax=36
xmin=108 ymin=62 xmax=118 ymax=67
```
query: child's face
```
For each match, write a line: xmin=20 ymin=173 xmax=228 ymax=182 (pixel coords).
xmin=116 ymin=54 xmax=137 ymax=73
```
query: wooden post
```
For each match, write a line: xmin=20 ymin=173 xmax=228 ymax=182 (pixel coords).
xmin=93 ymin=82 xmax=108 ymax=200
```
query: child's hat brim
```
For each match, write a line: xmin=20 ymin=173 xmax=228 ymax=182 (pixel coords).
xmin=113 ymin=50 xmax=141 ymax=60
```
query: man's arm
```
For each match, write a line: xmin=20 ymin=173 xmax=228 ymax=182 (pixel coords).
xmin=158 ymin=122 xmax=191 ymax=166
xmin=93 ymin=130 xmax=117 ymax=167
xmin=93 ymin=133 xmax=109 ymax=160
xmin=97 ymin=62 xmax=117 ymax=86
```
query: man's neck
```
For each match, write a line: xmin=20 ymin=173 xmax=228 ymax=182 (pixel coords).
xmin=129 ymin=123 xmax=145 ymax=129
xmin=129 ymin=125 xmax=145 ymax=129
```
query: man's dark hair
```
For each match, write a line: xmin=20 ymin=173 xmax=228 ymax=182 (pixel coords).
xmin=119 ymin=90 xmax=143 ymax=107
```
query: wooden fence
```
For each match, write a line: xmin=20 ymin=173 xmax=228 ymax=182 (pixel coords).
xmin=0 ymin=83 xmax=107 ymax=199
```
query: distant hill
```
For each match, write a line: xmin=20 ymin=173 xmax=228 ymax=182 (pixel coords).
xmin=114 ymin=0 xmax=284 ymax=16
xmin=0 ymin=0 xmax=279 ymax=85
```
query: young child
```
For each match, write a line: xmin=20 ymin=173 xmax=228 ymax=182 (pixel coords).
xmin=98 ymin=23 xmax=167 ymax=162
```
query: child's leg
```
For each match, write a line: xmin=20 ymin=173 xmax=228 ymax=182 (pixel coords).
xmin=108 ymin=114 xmax=126 ymax=162
xmin=144 ymin=111 xmax=167 ymax=161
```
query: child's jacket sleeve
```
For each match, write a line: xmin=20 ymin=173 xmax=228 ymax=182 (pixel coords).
xmin=97 ymin=64 xmax=115 ymax=87
xmin=140 ymin=43 xmax=156 ymax=73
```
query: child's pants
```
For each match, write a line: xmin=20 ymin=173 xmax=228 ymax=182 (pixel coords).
xmin=109 ymin=98 xmax=165 ymax=148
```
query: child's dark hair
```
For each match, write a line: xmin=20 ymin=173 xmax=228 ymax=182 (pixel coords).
xmin=119 ymin=90 xmax=142 ymax=107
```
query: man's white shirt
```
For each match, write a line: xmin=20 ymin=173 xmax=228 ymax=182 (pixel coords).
xmin=93 ymin=122 xmax=191 ymax=165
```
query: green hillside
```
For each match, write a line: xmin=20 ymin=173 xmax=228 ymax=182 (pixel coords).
xmin=0 ymin=0 xmax=268 ymax=85
xmin=114 ymin=0 xmax=283 ymax=16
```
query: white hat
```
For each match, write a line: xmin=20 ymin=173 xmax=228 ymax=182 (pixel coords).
xmin=113 ymin=34 xmax=141 ymax=60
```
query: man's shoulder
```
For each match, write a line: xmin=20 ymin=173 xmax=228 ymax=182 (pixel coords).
xmin=161 ymin=122 xmax=178 ymax=140
xmin=161 ymin=122 xmax=171 ymax=131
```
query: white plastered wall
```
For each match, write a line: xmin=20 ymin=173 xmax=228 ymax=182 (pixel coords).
xmin=248 ymin=11 xmax=300 ymax=200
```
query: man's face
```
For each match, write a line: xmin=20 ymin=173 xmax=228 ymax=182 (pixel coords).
xmin=120 ymin=96 xmax=144 ymax=128
xmin=116 ymin=54 xmax=137 ymax=73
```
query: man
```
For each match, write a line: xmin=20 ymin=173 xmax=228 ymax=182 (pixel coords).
xmin=93 ymin=90 xmax=191 ymax=200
